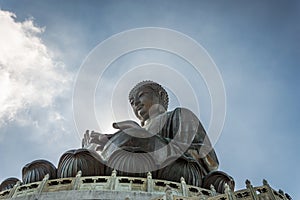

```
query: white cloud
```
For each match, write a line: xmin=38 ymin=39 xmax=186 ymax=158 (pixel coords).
xmin=0 ymin=10 xmax=71 ymax=130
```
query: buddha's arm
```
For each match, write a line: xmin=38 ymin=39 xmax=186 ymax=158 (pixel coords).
xmin=176 ymin=108 xmax=219 ymax=172
xmin=193 ymin=127 xmax=219 ymax=173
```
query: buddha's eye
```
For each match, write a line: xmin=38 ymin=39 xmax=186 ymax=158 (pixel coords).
xmin=129 ymin=99 xmax=134 ymax=105
xmin=138 ymin=92 xmax=144 ymax=98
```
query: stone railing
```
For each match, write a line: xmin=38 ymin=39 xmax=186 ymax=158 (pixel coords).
xmin=0 ymin=170 xmax=213 ymax=199
xmin=153 ymin=180 xmax=292 ymax=200
xmin=0 ymin=171 xmax=292 ymax=200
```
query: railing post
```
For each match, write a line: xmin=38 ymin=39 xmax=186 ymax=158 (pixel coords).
xmin=72 ymin=171 xmax=82 ymax=190
xmin=35 ymin=174 xmax=50 ymax=199
xmin=109 ymin=169 xmax=118 ymax=190
xmin=245 ymin=179 xmax=258 ymax=200
xmin=9 ymin=181 xmax=20 ymax=198
xmin=180 ymin=177 xmax=188 ymax=197
xmin=263 ymin=179 xmax=276 ymax=200
xmin=146 ymin=172 xmax=153 ymax=192
xmin=210 ymin=184 xmax=217 ymax=197
xmin=225 ymin=183 xmax=236 ymax=200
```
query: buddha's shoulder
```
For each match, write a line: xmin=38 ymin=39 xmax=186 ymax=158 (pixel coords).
xmin=167 ymin=107 xmax=196 ymax=117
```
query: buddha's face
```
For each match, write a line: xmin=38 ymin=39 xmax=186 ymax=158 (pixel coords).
xmin=129 ymin=86 xmax=161 ymax=123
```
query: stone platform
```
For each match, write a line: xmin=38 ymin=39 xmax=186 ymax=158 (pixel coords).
xmin=0 ymin=171 xmax=291 ymax=200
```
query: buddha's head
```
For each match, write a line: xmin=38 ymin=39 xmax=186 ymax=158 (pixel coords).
xmin=129 ymin=81 xmax=169 ymax=125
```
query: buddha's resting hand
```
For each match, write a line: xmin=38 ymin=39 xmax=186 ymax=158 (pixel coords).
xmin=82 ymin=130 xmax=110 ymax=151
xmin=113 ymin=121 xmax=158 ymax=138
xmin=112 ymin=120 xmax=141 ymax=130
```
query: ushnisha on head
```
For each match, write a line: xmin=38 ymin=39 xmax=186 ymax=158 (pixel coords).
xmin=129 ymin=81 xmax=169 ymax=125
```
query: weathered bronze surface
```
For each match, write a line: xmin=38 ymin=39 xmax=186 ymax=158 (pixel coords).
xmin=0 ymin=177 xmax=19 ymax=191
xmin=82 ymin=80 xmax=234 ymax=193
xmin=57 ymin=149 xmax=105 ymax=178
xmin=22 ymin=159 xmax=56 ymax=184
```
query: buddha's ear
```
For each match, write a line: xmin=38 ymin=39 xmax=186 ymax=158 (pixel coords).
xmin=158 ymin=91 xmax=164 ymax=103
xmin=158 ymin=90 xmax=163 ymax=98
xmin=158 ymin=91 xmax=166 ymax=109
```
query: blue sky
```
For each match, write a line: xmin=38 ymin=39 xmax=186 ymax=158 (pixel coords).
xmin=0 ymin=0 xmax=299 ymax=198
